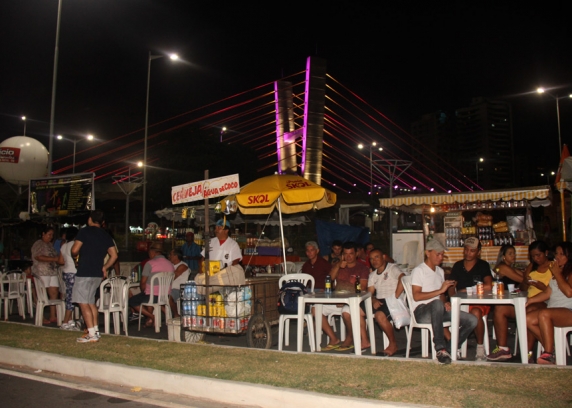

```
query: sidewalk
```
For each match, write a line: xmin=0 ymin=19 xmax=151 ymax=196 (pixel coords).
xmin=0 ymin=343 xmax=427 ymax=408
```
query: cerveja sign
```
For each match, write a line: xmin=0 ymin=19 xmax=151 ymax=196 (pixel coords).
xmin=171 ymin=174 xmax=240 ymax=205
xmin=0 ymin=147 xmax=21 ymax=163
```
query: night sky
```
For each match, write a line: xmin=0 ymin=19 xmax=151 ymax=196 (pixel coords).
xmin=1 ymin=2 xmax=571 ymax=184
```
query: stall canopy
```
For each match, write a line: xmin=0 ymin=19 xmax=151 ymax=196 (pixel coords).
xmin=379 ymin=186 xmax=551 ymax=213
xmin=155 ymin=207 xmax=309 ymax=226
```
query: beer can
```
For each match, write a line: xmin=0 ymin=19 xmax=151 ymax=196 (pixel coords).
xmin=497 ymin=281 xmax=504 ymax=295
xmin=477 ymin=281 xmax=484 ymax=295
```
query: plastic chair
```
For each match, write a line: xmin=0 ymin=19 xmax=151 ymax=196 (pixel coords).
xmin=402 ymin=275 xmax=451 ymax=359
xmin=554 ymin=326 xmax=572 ymax=366
xmin=98 ymin=277 xmax=129 ymax=335
xmin=138 ymin=272 xmax=174 ymax=333
xmin=460 ymin=314 xmax=489 ymax=357
xmin=1 ymin=272 xmax=27 ymax=320
xmin=33 ymin=274 xmax=65 ymax=326
xmin=278 ymin=273 xmax=316 ymax=351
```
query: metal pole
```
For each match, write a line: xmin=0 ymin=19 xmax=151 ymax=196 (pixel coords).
xmin=72 ymin=140 xmax=76 ymax=173
xmin=556 ymin=97 xmax=562 ymax=155
xmin=126 ymin=167 xmax=131 ymax=249
xmin=23 ymin=120 xmax=26 ymax=136
xmin=369 ymin=147 xmax=373 ymax=196
xmin=142 ymin=52 xmax=152 ymax=234
xmin=48 ymin=0 xmax=63 ymax=175
xmin=476 ymin=161 xmax=479 ymax=185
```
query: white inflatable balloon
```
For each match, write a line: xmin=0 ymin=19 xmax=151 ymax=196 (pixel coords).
xmin=0 ymin=136 xmax=48 ymax=186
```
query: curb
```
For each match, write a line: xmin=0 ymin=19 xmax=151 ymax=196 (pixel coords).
xmin=0 ymin=346 xmax=423 ymax=408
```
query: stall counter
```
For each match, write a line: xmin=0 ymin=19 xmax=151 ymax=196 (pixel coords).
xmin=444 ymin=245 xmax=529 ymax=265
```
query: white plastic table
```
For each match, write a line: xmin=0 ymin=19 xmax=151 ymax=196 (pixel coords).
xmin=296 ymin=290 xmax=376 ymax=355
xmin=450 ymin=290 xmax=528 ymax=363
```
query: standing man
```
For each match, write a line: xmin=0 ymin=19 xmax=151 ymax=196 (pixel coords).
xmin=447 ymin=237 xmax=492 ymax=361
xmin=328 ymin=242 xmax=370 ymax=352
xmin=71 ymin=210 xmax=118 ymax=343
xmin=410 ymin=239 xmax=478 ymax=364
xmin=181 ymin=231 xmax=202 ymax=279
xmin=301 ymin=241 xmax=331 ymax=289
xmin=209 ymin=219 xmax=242 ymax=268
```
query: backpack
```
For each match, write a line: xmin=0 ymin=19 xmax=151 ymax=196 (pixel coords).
xmin=277 ymin=281 xmax=308 ymax=315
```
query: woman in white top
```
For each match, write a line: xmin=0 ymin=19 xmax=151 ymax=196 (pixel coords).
xmin=526 ymin=242 xmax=572 ymax=364
xmin=169 ymin=249 xmax=190 ymax=318
xmin=57 ymin=227 xmax=80 ymax=330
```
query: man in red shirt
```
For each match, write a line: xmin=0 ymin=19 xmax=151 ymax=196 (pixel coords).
xmin=301 ymin=241 xmax=331 ymax=290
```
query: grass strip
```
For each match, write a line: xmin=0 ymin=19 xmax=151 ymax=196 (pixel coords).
xmin=1 ymin=322 xmax=571 ymax=407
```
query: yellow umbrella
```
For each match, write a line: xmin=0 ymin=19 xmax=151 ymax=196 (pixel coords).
xmin=221 ymin=174 xmax=337 ymax=270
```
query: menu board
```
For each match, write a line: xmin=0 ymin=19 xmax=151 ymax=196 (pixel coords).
xmin=29 ymin=173 xmax=95 ymax=215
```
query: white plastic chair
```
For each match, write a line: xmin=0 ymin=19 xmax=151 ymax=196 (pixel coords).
xmin=554 ymin=326 xmax=572 ymax=366
xmin=402 ymin=275 xmax=451 ymax=359
xmin=98 ymin=277 xmax=129 ymax=335
xmin=33 ymin=274 xmax=65 ymax=326
xmin=278 ymin=273 xmax=316 ymax=351
xmin=138 ymin=272 xmax=174 ymax=333
xmin=1 ymin=272 xmax=27 ymax=320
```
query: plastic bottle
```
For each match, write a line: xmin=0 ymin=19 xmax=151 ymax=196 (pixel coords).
xmin=325 ymin=275 xmax=332 ymax=293
xmin=355 ymin=277 xmax=361 ymax=293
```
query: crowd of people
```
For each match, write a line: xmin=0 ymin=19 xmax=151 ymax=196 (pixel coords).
xmin=298 ymin=237 xmax=572 ymax=365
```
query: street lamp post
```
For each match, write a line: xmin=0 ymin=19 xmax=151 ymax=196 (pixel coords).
xmin=476 ymin=157 xmax=484 ymax=185
xmin=57 ymin=134 xmax=94 ymax=173
xmin=220 ymin=126 xmax=227 ymax=143
xmin=536 ymin=87 xmax=572 ymax=155
xmin=358 ymin=142 xmax=383 ymax=196
xmin=21 ymin=116 xmax=27 ymax=136
xmin=142 ymin=52 xmax=179 ymax=233
xmin=114 ymin=162 xmax=143 ymax=250
xmin=48 ymin=0 xmax=63 ymax=175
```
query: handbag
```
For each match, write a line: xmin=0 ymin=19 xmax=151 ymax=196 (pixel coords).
xmin=385 ymin=294 xmax=411 ymax=329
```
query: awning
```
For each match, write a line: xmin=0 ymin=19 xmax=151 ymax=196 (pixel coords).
xmin=379 ymin=186 xmax=551 ymax=213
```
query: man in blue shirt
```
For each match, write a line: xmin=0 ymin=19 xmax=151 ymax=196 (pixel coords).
xmin=181 ymin=232 xmax=202 ymax=278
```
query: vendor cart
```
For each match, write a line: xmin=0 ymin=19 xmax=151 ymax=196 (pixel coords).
xmin=179 ymin=276 xmax=280 ymax=348
xmin=379 ymin=186 xmax=552 ymax=269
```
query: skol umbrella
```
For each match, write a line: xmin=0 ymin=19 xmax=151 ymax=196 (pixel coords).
xmin=221 ymin=173 xmax=337 ymax=271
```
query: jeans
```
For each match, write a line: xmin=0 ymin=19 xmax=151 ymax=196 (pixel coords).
xmin=414 ymin=299 xmax=478 ymax=353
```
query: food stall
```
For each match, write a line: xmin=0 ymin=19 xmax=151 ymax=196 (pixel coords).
xmin=379 ymin=186 xmax=552 ymax=268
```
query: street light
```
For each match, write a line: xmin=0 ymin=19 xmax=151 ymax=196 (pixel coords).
xmin=142 ymin=51 xmax=179 ymax=232
xmin=540 ymin=171 xmax=555 ymax=185
xmin=21 ymin=116 xmax=27 ymax=136
xmin=48 ymin=0 xmax=63 ymax=175
xmin=358 ymin=142 xmax=383 ymax=196
xmin=536 ymin=87 xmax=572 ymax=155
xmin=57 ymin=134 xmax=94 ymax=173
xmin=114 ymin=161 xmax=143 ymax=250
xmin=220 ymin=126 xmax=227 ymax=143
xmin=476 ymin=157 xmax=484 ymax=185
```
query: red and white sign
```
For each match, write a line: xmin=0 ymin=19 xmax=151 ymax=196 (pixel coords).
xmin=0 ymin=147 xmax=21 ymax=163
xmin=171 ymin=174 xmax=240 ymax=205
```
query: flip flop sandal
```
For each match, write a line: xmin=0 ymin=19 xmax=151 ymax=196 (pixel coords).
xmin=336 ymin=345 xmax=354 ymax=352
xmin=322 ymin=344 xmax=341 ymax=351
xmin=144 ymin=319 xmax=155 ymax=328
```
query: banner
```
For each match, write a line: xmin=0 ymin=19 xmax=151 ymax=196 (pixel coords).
xmin=29 ymin=173 xmax=95 ymax=215
xmin=172 ymin=174 xmax=240 ymax=205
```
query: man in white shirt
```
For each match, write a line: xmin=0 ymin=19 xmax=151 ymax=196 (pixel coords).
xmin=208 ymin=219 xmax=242 ymax=268
xmin=410 ymin=239 xmax=477 ymax=364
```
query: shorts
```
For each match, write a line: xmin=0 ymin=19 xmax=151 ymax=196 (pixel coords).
xmin=39 ymin=275 xmax=59 ymax=288
xmin=360 ymin=298 xmax=392 ymax=321
xmin=71 ymin=277 xmax=101 ymax=304
xmin=170 ymin=288 xmax=181 ymax=301
xmin=129 ymin=292 xmax=151 ymax=308
xmin=316 ymin=304 xmax=343 ymax=316
xmin=469 ymin=305 xmax=491 ymax=316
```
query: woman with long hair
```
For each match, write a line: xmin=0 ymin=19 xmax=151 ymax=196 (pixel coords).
xmin=493 ymin=244 xmax=524 ymax=286
xmin=57 ymin=227 xmax=80 ymax=330
xmin=526 ymin=242 xmax=572 ymax=364
xmin=487 ymin=240 xmax=552 ymax=361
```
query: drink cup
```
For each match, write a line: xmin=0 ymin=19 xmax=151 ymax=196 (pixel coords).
xmin=508 ymin=283 xmax=515 ymax=292
xmin=466 ymin=287 xmax=473 ymax=295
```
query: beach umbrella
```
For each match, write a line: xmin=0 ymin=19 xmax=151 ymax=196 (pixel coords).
xmin=221 ymin=174 xmax=336 ymax=270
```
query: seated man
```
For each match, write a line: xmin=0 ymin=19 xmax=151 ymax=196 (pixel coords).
xmin=411 ymin=239 xmax=478 ymax=364
xmin=317 ymin=242 xmax=370 ymax=351
xmin=169 ymin=249 xmax=190 ymax=318
xmin=128 ymin=241 xmax=175 ymax=327
xmin=447 ymin=237 xmax=492 ymax=361
xmin=301 ymin=241 xmax=331 ymax=290
xmin=323 ymin=240 xmax=343 ymax=265
xmin=364 ymin=248 xmax=404 ymax=356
